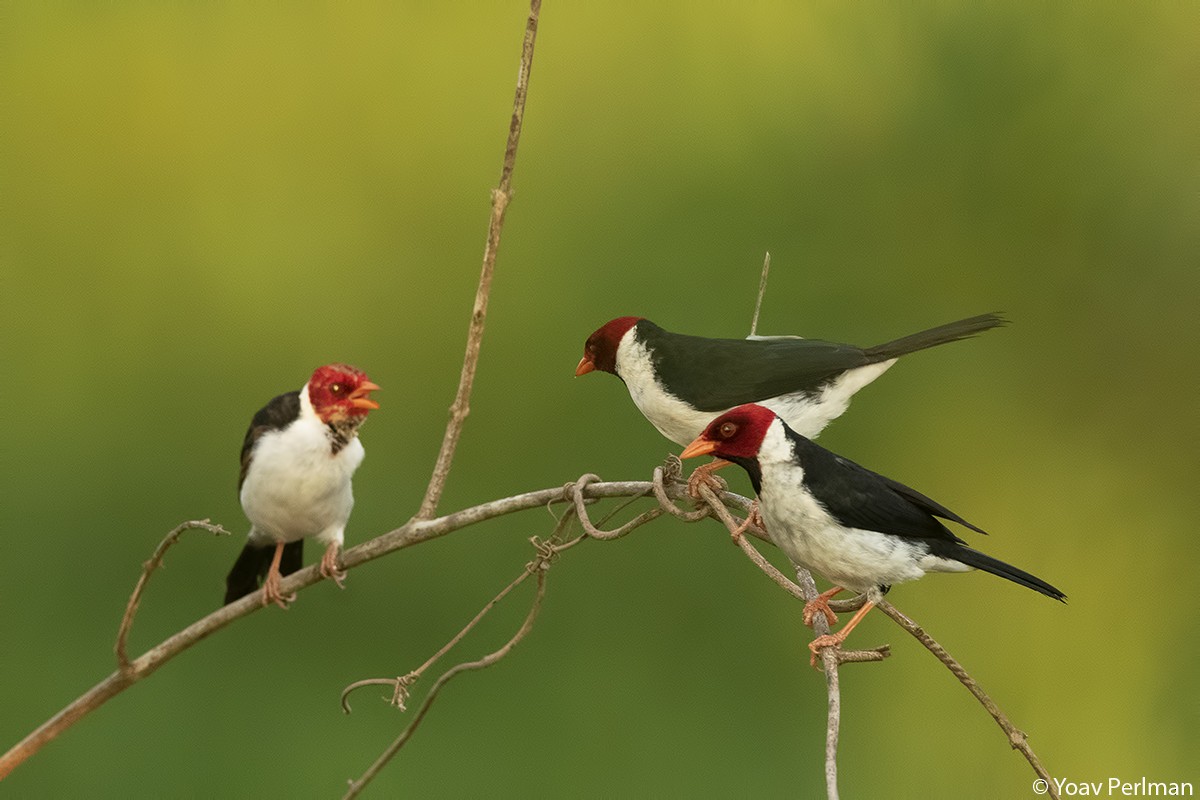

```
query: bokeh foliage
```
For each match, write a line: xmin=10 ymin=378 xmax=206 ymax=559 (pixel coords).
xmin=2 ymin=3 xmax=1197 ymax=796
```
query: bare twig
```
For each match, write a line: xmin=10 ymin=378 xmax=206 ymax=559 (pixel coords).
xmin=343 ymin=542 xmax=553 ymax=799
xmin=569 ymin=473 xmax=664 ymax=540
xmin=749 ymin=251 xmax=771 ymax=337
xmin=416 ymin=0 xmax=541 ymax=521
xmin=340 ymin=480 xmax=680 ymax=792
xmin=342 ymin=511 xmax=578 ymax=715
xmin=115 ymin=519 xmax=231 ymax=671
xmin=875 ymin=600 xmax=1060 ymax=800
xmin=0 ymin=477 xmax=741 ymax=781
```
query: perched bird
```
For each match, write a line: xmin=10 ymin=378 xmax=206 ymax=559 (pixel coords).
xmin=224 ymin=364 xmax=380 ymax=608
xmin=680 ymin=403 xmax=1064 ymax=662
xmin=576 ymin=313 xmax=1005 ymax=446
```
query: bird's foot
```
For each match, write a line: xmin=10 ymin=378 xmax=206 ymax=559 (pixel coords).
xmin=260 ymin=571 xmax=295 ymax=610
xmin=802 ymin=587 xmax=844 ymax=628
xmin=808 ymin=632 xmax=847 ymax=669
xmin=731 ymin=502 xmax=765 ymax=544
xmin=807 ymin=599 xmax=876 ymax=668
xmin=687 ymin=459 xmax=730 ymax=500
xmin=320 ymin=543 xmax=347 ymax=589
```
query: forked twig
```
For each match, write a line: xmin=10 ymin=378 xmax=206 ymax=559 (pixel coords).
xmin=416 ymin=0 xmax=542 ymax=521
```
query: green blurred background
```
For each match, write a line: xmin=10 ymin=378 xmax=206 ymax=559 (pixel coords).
xmin=3 ymin=3 xmax=1197 ymax=797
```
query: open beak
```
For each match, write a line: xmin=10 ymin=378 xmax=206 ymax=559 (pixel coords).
xmin=679 ymin=436 xmax=717 ymax=460
xmin=348 ymin=381 xmax=381 ymax=410
xmin=574 ymin=355 xmax=595 ymax=377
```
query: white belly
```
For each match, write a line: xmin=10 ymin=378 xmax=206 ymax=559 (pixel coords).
xmin=239 ymin=421 xmax=363 ymax=547
xmin=758 ymin=458 xmax=968 ymax=592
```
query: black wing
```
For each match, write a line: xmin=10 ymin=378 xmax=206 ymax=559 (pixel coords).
xmin=642 ymin=314 xmax=1005 ymax=413
xmin=786 ymin=427 xmax=985 ymax=545
xmin=238 ymin=390 xmax=301 ymax=491
xmin=642 ymin=323 xmax=872 ymax=412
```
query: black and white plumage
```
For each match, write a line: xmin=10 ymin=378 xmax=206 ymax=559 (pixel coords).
xmin=680 ymin=403 xmax=1064 ymax=658
xmin=224 ymin=364 xmax=380 ymax=608
xmin=576 ymin=313 xmax=1005 ymax=446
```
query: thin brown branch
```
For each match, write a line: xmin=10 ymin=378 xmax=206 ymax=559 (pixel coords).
xmin=794 ymin=567 xmax=842 ymax=800
xmin=343 ymin=548 xmax=551 ymax=799
xmin=875 ymin=600 xmax=1060 ymax=800
xmin=115 ymin=519 xmax=231 ymax=670
xmin=0 ymin=476 xmax=736 ymax=781
xmin=569 ymin=473 xmax=664 ymax=540
xmin=415 ymin=0 xmax=541 ymax=521
xmin=342 ymin=512 xmax=577 ymax=715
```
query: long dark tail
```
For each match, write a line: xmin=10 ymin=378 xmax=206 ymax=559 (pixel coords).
xmin=950 ymin=545 xmax=1066 ymax=602
xmin=864 ymin=313 xmax=1007 ymax=361
xmin=223 ymin=540 xmax=304 ymax=605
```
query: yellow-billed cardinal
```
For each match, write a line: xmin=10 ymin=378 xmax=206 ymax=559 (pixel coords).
xmin=576 ymin=313 xmax=1005 ymax=446
xmin=224 ymin=364 xmax=380 ymax=608
xmin=681 ymin=403 xmax=1064 ymax=662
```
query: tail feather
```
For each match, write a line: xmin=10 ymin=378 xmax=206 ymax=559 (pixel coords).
xmin=864 ymin=313 xmax=1007 ymax=361
xmin=950 ymin=545 xmax=1066 ymax=602
xmin=223 ymin=540 xmax=304 ymax=605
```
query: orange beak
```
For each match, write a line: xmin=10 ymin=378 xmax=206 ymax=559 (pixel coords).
xmin=348 ymin=381 xmax=381 ymax=410
xmin=575 ymin=355 xmax=595 ymax=377
xmin=679 ymin=436 xmax=717 ymax=460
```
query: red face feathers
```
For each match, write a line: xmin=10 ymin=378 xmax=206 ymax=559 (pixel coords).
xmin=306 ymin=364 xmax=381 ymax=423
xmin=680 ymin=403 xmax=777 ymax=461
xmin=576 ymin=316 xmax=643 ymax=376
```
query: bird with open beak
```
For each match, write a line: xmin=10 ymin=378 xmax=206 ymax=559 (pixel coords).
xmin=225 ymin=364 xmax=380 ymax=609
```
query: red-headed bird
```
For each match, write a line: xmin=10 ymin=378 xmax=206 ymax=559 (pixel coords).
xmin=225 ymin=364 xmax=380 ymax=608
xmin=577 ymin=314 xmax=1004 ymax=446
xmin=681 ymin=403 xmax=1064 ymax=662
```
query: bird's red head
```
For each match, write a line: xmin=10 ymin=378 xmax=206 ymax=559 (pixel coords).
xmin=680 ymin=404 xmax=776 ymax=461
xmin=306 ymin=364 xmax=381 ymax=423
xmin=575 ymin=316 xmax=643 ymax=376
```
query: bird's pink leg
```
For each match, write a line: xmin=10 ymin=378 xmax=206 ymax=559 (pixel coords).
xmin=687 ymin=458 xmax=732 ymax=499
xmin=261 ymin=543 xmax=296 ymax=609
xmin=319 ymin=542 xmax=346 ymax=589
xmin=802 ymin=586 xmax=844 ymax=628
xmin=808 ymin=600 xmax=875 ymax=667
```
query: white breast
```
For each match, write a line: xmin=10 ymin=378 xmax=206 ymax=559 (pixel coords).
xmin=616 ymin=333 xmax=715 ymax=445
xmin=239 ymin=407 xmax=364 ymax=548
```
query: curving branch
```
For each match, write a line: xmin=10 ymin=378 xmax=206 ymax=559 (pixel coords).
xmin=115 ymin=519 xmax=231 ymax=670
xmin=415 ymin=0 xmax=542 ymax=521
xmin=343 ymin=534 xmax=560 ymax=799
xmin=0 ymin=476 xmax=750 ymax=781
xmin=874 ymin=600 xmax=1061 ymax=799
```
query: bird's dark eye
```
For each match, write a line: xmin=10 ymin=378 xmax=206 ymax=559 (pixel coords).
xmin=330 ymin=383 xmax=344 ymax=395
xmin=719 ymin=422 xmax=738 ymax=439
